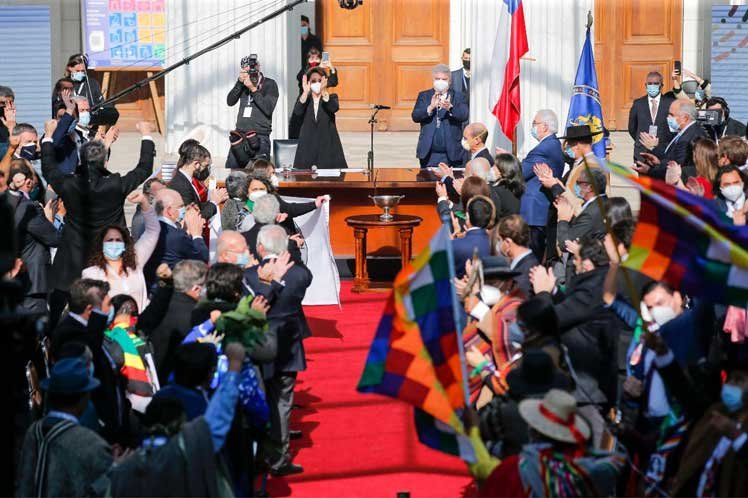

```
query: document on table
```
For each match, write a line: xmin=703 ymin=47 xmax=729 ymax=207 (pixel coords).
xmin=316 ymin=169 xmax=342 ymax=177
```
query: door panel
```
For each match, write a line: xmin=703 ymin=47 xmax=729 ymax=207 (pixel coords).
xmin=317 ymin=0 xmax=449 ymax=131
xmin=595 ymin=0 xmax=682 ymax=130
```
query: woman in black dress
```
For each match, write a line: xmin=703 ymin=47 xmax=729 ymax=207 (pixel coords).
xmin=292 ymin=67 xmax=348 ymax=170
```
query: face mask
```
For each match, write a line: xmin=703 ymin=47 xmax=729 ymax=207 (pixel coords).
xmin=573 ymin=184 xmax=583 ymax=199
xmin=433 ymin=79 xmax=449 ymax=93
xmin=87 ymin=361 xmax=95 ymax=378
xmin=462 ymin=59 xmax=470 ymax=71
xmin=649 ymin=305 xmax=677 ymax=326
xmin=310 ymin=82 xmax=322 ymax=94
xmin=20 ymin=143 xmax=39 ymax=161
xmin=300 ymin=26 xmax=309 ymax=36
xmin=29 ymin=184 xmax=41 ymax=201
xmin=721 ymin=184 xmax=744 ymax=202
xmin=106 ymin=307 xmax=116 ymax=325
xmin=530 ymin=125 xmax=539 ymax=141
xmin=461 ymin=137 xmax=471 ymax=151
xmin=565 ymin=146 xmax=575 ymax=159
xmin=236 ymin=251 xmax=250 ymax=268
xmin=646 ymin=84 xmax=661 ymax=98
xmin=308 ymin=61 xmax=319 ymax=68
xmin=102 ymin=241 xmax=126 ymax=260
xmin=695 ymin=89 xmax=705 ymax=101
xmin=508 ymin=322 xmax=524 ymax=343
xmin=194 ymin=166 xmax=210 ymax=181
xmin=496 ymin=239 xmax=507 ymax=257
xmin=270 ymin=175 xmax=280 ymax=188
xmin=667 ymin=116 xmax=680 ymax=133
xmin=249 ymin=190 xmax=267 ymax=202
xmin=71 ymin=71 xmax=86 ymax=82
xmin=177 ymin=206 xmax=186 ymax=223
xmin=479 ymin=285 xmax=502 ymax=306
xmin=78 ymin=111 xmax=91 ymax=127
xmin=722 ymin=384 xmax=744 ymax=413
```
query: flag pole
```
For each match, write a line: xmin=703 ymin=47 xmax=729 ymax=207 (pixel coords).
xmin=441 ymin=224 xmax=472 ymax=408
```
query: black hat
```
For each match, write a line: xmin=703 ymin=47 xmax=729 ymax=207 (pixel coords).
xmin=506 ymin=348 xmax=571 ymax=397
xmin=517 ymin=293 xmax=560 ymax=337
xmin=482 ymin=256 xmax=521 ymax=280
xmin=558 ymin=125 xmax=603 ymax=141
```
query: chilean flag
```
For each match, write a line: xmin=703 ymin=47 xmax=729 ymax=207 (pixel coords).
xmin=489 ymin=0 xmax=529 ymax=141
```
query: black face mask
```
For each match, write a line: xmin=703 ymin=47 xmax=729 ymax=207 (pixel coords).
xmin=462 ymin=59 xmax=470 ymax=71
xmin=19 ymin=144 xmax=40 ymax=161
xmin=194 ymin=165 xmax=211 ymax=181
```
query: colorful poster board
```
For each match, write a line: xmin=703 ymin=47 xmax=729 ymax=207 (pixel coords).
xmin=82 ymin=0 xmax=165 ymax=69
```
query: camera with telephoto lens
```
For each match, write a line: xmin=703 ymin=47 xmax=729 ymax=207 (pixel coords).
xmin=696 ymin=109 xmax=724 ymax=127
xmin=241 ymin=54 xmax=260 ymax=84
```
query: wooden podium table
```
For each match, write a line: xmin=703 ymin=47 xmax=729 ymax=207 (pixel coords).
xmin=345 ymin=214 xmax=422 ymax=292
xmin=278 ymin=168 xmax=442 ymax=258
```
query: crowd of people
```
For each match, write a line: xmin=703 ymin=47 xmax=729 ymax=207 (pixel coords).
xmin=1 ymin=28 xmax=747 ymax=497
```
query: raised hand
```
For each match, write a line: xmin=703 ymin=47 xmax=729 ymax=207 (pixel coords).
xmin=639 ymin=132 xmax=659 ymax=151
xmin=210 ymin=187 xmax=228 ymax=204
xmin=271 ymin=251 xmax=294 ymax=281
xmin=554 ymin=195 xmax=574 ymax=222
xmin=428 ymin=93 xmax=439 ymax=113
xmin=1 ymin=102 xmax=17 ymax=128
xmin=434 ymin=162 xmax=453 ymax=179
xmin=184 ymin=209 xmax=205 ymax=237
xmin=104 ymin=126 xmax=120 ymax=148
xmin=289 ymin=233 xmax=305 ymax=248
xmin=314 ymin=195 xmax=329 ymax=208
xmin=275 ymin=212 xmax=289 ymax=223
xmin=529 ymin=265 xmax=556 ymax=294
xmin=301 ymin=74 xmax=311 ymax=95
xmin=435 ymin=181 xmax=447 ymax=199
xmin=61 ymin=89 xmax=75 ymax=112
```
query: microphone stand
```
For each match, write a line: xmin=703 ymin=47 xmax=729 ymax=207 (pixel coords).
xmin=367 ymin=107 xmax=380 ymax=177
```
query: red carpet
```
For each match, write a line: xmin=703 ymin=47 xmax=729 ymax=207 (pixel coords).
xmin=264 ymin=281 xmax=474 ymax=497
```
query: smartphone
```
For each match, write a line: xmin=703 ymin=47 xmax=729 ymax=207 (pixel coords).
xmin=321 ymin=51 xmax=330 ymax=63
xmin=674 ymin=60 xmax=681 ymax=75
xmin=649 ymin=125 xmax=658 ymax=136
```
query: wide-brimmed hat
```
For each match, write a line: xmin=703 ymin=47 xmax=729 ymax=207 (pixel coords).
xmin=506 ymin=349 xmax=571 ymax=397
xmin=558 ymin=125 xmax=603 ymax=141
xmin=518 ymin=388 xmax=591 ymax=445
xmin=40 ymin=357 xmax=100 ymax=394
xmin=482 ymin=256 xmax=521 ymax=280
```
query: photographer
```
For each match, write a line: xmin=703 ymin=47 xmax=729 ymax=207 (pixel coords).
xmin=704 ymin=97 xmax=747 ymax=142
xmin=226 ymin=54 xmax=279 ymax=169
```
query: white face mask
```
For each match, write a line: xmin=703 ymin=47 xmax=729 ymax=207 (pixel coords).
xmin=270 ymin=175 xmax=280 ymax=188
xmin=249 ymin=190 xmax=267 ymax=202
xmin=721 ymin=184 xmax=744 ymax=202
xmin=649 ymin=305 xmax=677 ymax=326
xmin=433 ymin=79 xmax=449 ymax=93
xmin=310 ymin=82 xmax=322 ymax=94
xmin=461 ymin=137 xmax=471 ymax=151
xmin=479 ymin=285 xmax=502 ymax=306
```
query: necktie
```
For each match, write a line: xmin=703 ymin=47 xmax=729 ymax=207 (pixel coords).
xmin=650 ymin=99 xmax=658 ymax=123
xmin=191 ymin=177 xmax=211 ymax=243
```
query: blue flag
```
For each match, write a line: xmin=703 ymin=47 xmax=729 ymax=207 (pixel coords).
xmin=566 ymin=27 xmax=606 ymax=159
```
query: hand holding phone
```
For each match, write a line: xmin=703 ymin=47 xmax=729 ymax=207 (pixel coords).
xmin=674 ymin=60 xmax=681 ymax=76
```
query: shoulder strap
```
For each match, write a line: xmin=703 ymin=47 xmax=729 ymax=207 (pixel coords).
xmin=34 ymin=420 xmax=76 ymax=498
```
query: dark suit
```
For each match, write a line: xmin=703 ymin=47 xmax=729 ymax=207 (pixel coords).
xmin=511 ymin=251 xmax=539 ymax=297
xmin=628 ymin=93 xmax=676 ymax=161
xmin=245 ymin=260 xmax=312 ymax=470
xmin=557 ymin=194 xmax=608 ymax=282
xmin=292 ymin=94 xmax=348 ymax=169
xmin=452 ymin=228 xmax=490 ymax=279
xmin=41 ymin=138 xmax=154 ymax=293
xmin=9 ymin=192 xmax=60 ymax=312
xmin=650 ymin=122 xmax=708 ymax=180
xmin=147 ymin=292 xmax=198 ymax=384
xmin=412 ymin=88 xmax=469 ymax=168
xmin=143 ymin=220 xmax=209 ymax=290
xmin=50 ymin=112 xmax=91 ymax=175
xmin=241 ymin=222 xmax=303 ymax=265
xmin=706 ymin=118 xmax=748 ymax=142
xmin=451 ymin=68 xmax=470 ymax=123
xmin=167 ymin=170 xmax=217 ymax=221
xmin=491 ymin=184 xmax=521 ymax=220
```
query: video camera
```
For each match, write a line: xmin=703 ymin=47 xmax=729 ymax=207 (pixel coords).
xmin=241 ymin=54 xmax=260 ymax=84
xmin=696 ymin=109 xmax=724 ymax=127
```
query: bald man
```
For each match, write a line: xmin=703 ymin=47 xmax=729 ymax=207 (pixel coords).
xmin=462 ymin=122 xmax=492 ymax=164
xmin=143 ymin=188 xmax=209 ymax=290
xmin=216 ymin=230 xmax=251 ymax=266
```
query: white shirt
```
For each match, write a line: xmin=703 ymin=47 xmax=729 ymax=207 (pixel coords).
xmin=648 ymin=94 xmax=661 ymax=114
xmin=471 ymin=146 xmax=488 ymax=160
xmin=68 ymin=312 xmax=88 ymax=327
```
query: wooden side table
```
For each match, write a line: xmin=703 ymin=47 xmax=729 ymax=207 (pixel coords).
xmin=345 ymin=214 xmax=423 ymax=292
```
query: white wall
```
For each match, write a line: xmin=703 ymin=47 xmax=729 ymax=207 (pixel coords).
xmin=165 ymin=0 xmax=303 ymax=158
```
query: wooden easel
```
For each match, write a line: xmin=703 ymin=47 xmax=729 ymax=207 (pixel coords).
xmin=99 ymin=67 xmax=165 ymax=134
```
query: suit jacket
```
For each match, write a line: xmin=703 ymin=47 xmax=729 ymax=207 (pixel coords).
xmin=520 ymin=134 xmax=565 ymax=227
xmin=452 ymin=228 xmax=490 ymax=279
xmin=41 ymin=138 xmax=154 ymax=291
xmin=511 ymin=251 xmax=539 ymax=298
xmin=241 ymin=221 xmax=304 ymax=265
xmin=650 ymin=122 xmax=709 ymax=180
xmin=411 ymin=88 xmax=469 ymax=164
xmin=50 ymin=112 xmax=90 ymax=175
xmin=450 ymin=68 xmax=470 ymax=106
xmin=556 ymin=195 xmax=608 ymax=255
xmin=144 ymin=220 xmax=209 ymax=290
xmin=9 ymin=192 xmax=60 ymax=296
xmin=292 ymin=93 xmax=348 ymax=169
xmin=147 ymin=292 xmax=198 ymax=383
xmin=244 ymin=261 xmax=312 ymax=378
xmin=707 ymin=117 xmax=748 ymax=142
xmin=168 ymin=170 xmax=217 ymax=221
xmin=491 ymin=184 xmax=521 ymax=220
xmin=628 ymin=93 xmax=676 ymax=161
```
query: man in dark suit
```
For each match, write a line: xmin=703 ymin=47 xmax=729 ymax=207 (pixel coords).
xmin=144 ymin=188 xmax=209 ymax=290
xmin=452 ymin=196 xmax=492 ymax=279
xmin=50 ymin=93 xmax=96 ymax=175
xmin=167 ymin=142 xmax=228 ymax=222
xmin=634 ymin=99 xmax=708 ymax=180
xmin=628 ymin=71 xmax=676 ymax=162
xmin=244 ymin=225 xmax=312 ymax=476
xmin=146 ymin=259 xmax=207 ymax=384
xmin=7 ymin=162 xmax=60 ymax=314
xmin=241 ymin=193 xmax=303 ymax=264
xmin=41 ymin=119 xmax=156 ymax=325
xmin=705 ymin=97 xmax=747 ymax=142
xmin=517 ymin=109 xmax=565 ymax=260
xmin=451 ymin=48 xmax=471 ymax=125
xmin=412 ymin=64 xmax=469 ymax=168
xmin=495 ymin=214 xmax=539 ymax=298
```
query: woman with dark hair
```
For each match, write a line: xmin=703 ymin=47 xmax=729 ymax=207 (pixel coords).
xmin=605 ymin=196 xmax=633 ymax=226
xmin=64 ymin=53 xmax=119 ymax=126
xmin=51 ymin=77 xmax=74 ymax=119
xmin=492 ymin=153 xmax=524 ymax=218
xmin=292 ymin=67 xmax=347 ymax=169
xmin=82 ymin=192 xmax=159 ymax=310
xmin=290 ymin=47 xmax=340 ymax=139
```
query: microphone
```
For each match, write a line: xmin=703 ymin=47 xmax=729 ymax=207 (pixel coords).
xmin=369 ymin=104 xmax=391 ymax=110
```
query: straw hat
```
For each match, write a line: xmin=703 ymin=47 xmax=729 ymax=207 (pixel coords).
xmin=518 ymin=388 xmax=591 ymax=445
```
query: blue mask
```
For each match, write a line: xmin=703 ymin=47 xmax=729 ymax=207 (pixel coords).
xmin=695 ymin=89 xmax=705 ymax=101
xmin=71 ymin=71 xmax=86 ymax=82
xmin=177 ymin=206 xmax=186 ymax=223
xmin=29 ymin=184 xmax=41 ymax=201
xmin=107 ymin=307 xmax=115 ymax=325
xmin=78 ymin=111 xmax=91 ymax=127
xmin=565 ymin=146 xmax=575 ymax=159
xmin=666 ymin=116 xmax=680 ymax=133
xmin=236 ymin=252 xmax=249 ymax=268
xmin=574 ymin=184 xmax=583 ymax=199
xmin=301 ymin=26 xmax=309 ymax=36
xmin=508 ymin=322 xmax=524 ymax=343
xmin=646 ymin=84 xmax=660 ymax=98
xmin=102 ymin=241 xmax=126 ymax=260
xmin=530 ymin=125 xmax=539 ymax=141
xmin=722 ymin=384 xmax=744 ymax=413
